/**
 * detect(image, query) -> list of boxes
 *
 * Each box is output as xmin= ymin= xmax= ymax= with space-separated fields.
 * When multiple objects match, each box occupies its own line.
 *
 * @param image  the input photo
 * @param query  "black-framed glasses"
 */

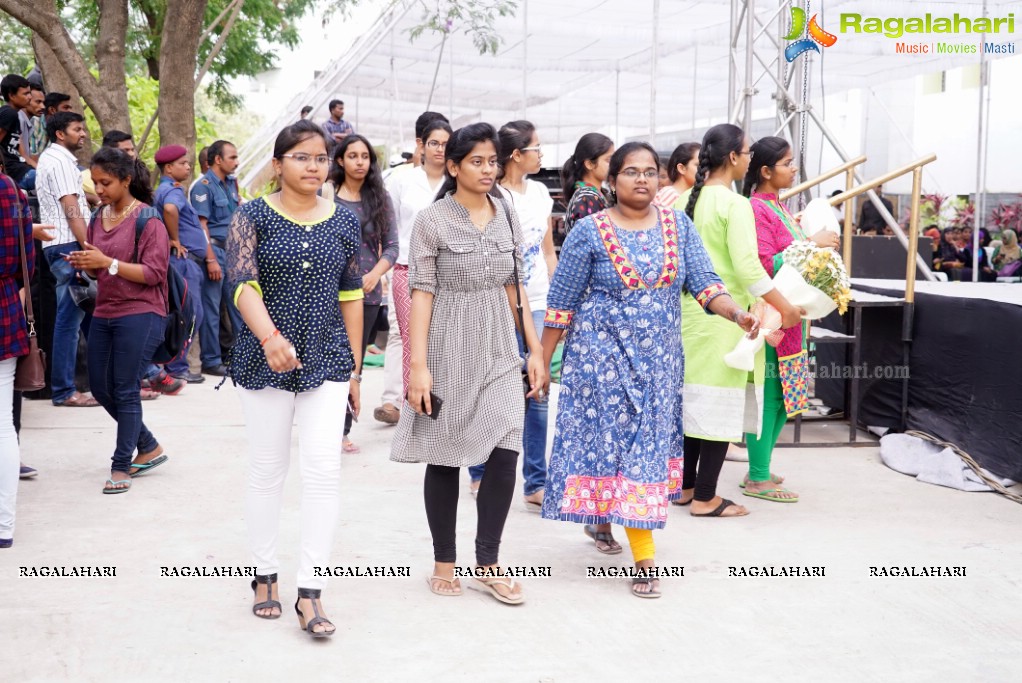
xmin=425 ymin=140 xmax=447 ymax=150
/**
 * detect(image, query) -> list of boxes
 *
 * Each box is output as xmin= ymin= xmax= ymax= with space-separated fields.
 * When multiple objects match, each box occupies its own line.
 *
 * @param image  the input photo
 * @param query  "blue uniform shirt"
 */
xmin=189 ymin=170 xmax=240 ymax=241
xmin=155 ymin=176 xmax=207 ymax=259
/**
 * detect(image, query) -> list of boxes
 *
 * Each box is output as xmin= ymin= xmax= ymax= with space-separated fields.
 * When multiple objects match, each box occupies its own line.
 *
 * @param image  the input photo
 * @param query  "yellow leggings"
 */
xmin=624 ymin=527 xmax=655 ymax=563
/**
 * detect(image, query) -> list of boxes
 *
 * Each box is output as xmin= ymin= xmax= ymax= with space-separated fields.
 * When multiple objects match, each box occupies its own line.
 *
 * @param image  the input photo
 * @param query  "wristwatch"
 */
xmin=350 ymin=373 xmax=363 ymax=383
xmin=108 ymin=259 xmax=119 ymax=276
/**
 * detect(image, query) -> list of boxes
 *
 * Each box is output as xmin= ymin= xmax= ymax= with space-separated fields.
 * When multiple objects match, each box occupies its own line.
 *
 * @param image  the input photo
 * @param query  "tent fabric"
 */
xmin=238 ymin=0 xmax=1015 ymax=188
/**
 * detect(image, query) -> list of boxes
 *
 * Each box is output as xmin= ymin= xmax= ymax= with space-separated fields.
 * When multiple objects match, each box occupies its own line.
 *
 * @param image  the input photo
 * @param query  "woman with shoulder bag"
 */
xmin=390 ymin=122 xmax=549 ymax=605
xmin=67 ymin=148 xmax=171 ymax=494
xmin=0 ymin=172 xmax=35 ymax=547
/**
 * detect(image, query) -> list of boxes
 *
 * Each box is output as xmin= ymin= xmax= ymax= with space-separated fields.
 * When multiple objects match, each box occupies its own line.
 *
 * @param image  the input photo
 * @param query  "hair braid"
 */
xmin=684 ymin=150 xmax=712 ymax=220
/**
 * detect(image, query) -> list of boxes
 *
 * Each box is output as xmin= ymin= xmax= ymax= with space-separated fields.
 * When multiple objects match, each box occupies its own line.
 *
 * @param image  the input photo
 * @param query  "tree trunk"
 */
xmin=0 ymin=0 xmax=130 ymax=133
xmin=157 ymin=0 xmax=210 ymax=158
xmin=31 ymin=33 xmax=92 ymax=164
xmin=95 ymin=0 xmax=132 ymax=134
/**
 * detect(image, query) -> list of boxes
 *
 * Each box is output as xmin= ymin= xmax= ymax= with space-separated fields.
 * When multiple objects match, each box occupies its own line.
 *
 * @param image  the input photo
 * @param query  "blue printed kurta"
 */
xmin=542 ymin=207 xmax=728 ymax=529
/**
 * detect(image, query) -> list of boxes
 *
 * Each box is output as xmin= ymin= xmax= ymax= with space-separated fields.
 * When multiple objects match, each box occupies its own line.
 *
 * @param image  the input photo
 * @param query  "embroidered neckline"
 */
xmin=752 ymin=193 xmax=806 ymax=241
xmin=593 ymin=207 xmax=679 ymax=289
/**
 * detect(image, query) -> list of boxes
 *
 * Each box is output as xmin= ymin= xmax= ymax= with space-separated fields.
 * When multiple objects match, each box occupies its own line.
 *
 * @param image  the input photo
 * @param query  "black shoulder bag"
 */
xmin=496 ymin=196 xmax=532 ymax=404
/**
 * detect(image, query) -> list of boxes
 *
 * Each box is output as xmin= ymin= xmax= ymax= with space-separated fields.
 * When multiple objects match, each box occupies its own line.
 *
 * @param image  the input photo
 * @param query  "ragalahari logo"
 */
xmin=784 ymin=7 xmax=838 ymax=62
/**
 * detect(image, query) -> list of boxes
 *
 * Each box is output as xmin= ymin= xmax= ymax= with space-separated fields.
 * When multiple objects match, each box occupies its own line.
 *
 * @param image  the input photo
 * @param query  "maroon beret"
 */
xmin=154 ymin=144 xmax=188 ymax=165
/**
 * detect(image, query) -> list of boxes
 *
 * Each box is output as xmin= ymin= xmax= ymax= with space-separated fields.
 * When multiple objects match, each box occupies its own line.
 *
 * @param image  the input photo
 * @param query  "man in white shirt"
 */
xmin=375 ymin=112 xmax=449 ymax=424
xmin=36 ymin=111 xmax=98 ymax=407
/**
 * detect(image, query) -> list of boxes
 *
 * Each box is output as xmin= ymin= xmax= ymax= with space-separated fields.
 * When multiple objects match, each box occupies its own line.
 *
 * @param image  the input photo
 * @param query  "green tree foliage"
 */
xmin=0 ymin=12 xmax=34 ymax=74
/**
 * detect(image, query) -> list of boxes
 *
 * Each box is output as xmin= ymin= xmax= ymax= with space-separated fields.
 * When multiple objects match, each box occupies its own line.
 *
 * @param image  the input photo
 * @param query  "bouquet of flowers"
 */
xmin=776 ymin=240 xmax=851 ymax=318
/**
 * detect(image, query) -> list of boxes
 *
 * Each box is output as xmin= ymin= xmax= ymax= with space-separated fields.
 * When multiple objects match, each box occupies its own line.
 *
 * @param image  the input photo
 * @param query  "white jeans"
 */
xmin=0 ymin=357 xmax=19 ymax=539
xmin=237 ymin=380 xmax=348 ymax=589
xmin=380 ymin=302 xmax=402 ymax=406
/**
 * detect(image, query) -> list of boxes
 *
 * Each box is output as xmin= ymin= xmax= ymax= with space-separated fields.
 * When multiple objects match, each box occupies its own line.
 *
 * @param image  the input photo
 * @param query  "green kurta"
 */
xmin=675 ymin=186 xmax=773 ymax=441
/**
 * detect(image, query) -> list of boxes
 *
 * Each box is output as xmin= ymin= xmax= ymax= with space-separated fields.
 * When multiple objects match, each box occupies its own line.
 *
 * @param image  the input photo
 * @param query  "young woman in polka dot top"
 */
xmin=226 ymin=120 xmax=364 ymax=639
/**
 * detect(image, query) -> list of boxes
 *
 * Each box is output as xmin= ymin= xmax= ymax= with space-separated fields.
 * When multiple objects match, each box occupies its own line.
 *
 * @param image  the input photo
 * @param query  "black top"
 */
xmin=0 ymin=106 xmax=30 ymax=181
xmin=226 ymin=197 xmax=363 ymax=392
xmin=858 ymin=196 xmax=893 ymax=233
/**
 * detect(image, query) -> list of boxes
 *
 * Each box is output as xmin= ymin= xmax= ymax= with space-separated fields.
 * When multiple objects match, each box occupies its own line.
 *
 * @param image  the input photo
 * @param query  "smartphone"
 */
xmin=406 ymin=392 xmax=442 ymax=420
xmin=347 ymin=396 xmax=358 ymax=423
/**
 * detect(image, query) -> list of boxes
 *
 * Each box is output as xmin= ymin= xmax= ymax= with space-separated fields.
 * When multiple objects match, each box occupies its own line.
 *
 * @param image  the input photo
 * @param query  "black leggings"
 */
xmin=681 ymin=437 xmax=730 ymax=502
xmin=424 ymin=447 xmax=518 ymax=566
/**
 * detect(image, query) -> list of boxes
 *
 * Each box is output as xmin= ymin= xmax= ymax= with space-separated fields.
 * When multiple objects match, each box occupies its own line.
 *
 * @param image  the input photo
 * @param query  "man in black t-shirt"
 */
xmin=857 ymin=184 xmax=894 ymax=235
xmin=0 ymin=74 xmax=33 ymax=188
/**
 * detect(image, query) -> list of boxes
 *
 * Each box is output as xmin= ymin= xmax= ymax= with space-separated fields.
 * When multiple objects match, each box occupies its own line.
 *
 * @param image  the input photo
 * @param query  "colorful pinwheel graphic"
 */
xmin=784 ymin=6 xmax=838 ymax=62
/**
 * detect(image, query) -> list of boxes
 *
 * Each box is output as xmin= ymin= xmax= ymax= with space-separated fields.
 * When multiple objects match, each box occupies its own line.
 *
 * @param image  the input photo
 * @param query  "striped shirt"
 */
xmin=36 ymin=143 xmax=90 ymax=246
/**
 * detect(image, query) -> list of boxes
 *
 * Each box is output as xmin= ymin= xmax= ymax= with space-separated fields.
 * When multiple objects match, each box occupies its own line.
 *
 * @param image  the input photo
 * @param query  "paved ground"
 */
xmin=3 ymin=368 xmax=1020 ymax=682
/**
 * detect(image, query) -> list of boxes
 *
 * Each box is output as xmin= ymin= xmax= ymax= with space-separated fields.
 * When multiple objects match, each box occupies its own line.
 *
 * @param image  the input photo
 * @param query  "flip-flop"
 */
xmin=743 ymin=487 xmax=799 ymax=503
xmin=129 ymin=453 xmax=168 ymax=477
xmin=631 ymin=576 xmax=662 ymax=599
xmin=583 ymin=524 xmax=623 ymax=555
xmin=426 ymin=575 xmax=462 ymax=597
xmin=342 ymin=439 xmax=361 ymax=454
xmin=690 ymin=498 xmax=748 ymax=517
xmin=739 ymin=473 xmax=785 ymax=488
xmin=102 ymin=478 xmax=132 ymax=494
xmin=469 ymin=576 xmax=524 ymax=605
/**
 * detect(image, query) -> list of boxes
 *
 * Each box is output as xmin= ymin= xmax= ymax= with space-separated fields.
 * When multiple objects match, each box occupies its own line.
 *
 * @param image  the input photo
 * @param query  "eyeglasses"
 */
xmin=426 ymin=140 xmax=447 ymax=150
xmin=739 ymin=150 xmax=754 ymax=159
xmin=618 ymin=168 xmax=659 ymax=180
xmin=520 ymin=145 xmax=542 ymax=153
xmin=280 ymin=153 xmax=330 ymax=165
xmin=772 ymin=160 xmax=798 ymax=169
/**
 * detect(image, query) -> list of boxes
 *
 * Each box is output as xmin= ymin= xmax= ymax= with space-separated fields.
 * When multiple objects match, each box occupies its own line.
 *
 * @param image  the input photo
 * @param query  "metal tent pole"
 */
xmin=650 ymin=0 xmax=660 ymax=143
xmin=973 ymin=0 xmax=990 ymax=281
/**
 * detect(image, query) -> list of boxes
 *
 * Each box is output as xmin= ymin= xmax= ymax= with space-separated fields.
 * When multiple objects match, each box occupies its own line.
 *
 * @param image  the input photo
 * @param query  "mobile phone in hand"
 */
xmin=406 ymin=392 xmax=442 ymax=420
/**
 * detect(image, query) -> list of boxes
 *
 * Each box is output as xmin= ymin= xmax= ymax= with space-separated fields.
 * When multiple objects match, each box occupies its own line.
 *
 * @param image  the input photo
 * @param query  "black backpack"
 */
xmin=130 ymin=207 xmax=196 ymax=365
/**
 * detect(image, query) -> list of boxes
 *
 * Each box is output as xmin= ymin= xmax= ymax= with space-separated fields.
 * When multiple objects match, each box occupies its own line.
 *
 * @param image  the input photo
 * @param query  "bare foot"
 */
xmin=672 ymin=488 xmax=695 ymax=506
xmin=297 ymin=596 xmax=335 ymax=635
xmin=253 ymin=581 xmax=281 ymax=618
xmin=523 ymin=490 xmax=543 ymax=506
xmin=690 ymin=495 xmax=748 ymax=517
xmin=744 ymin=479 xmax=799 ymax=501
xmin=632 ymin=559 xmax=661 ymax=596
xmin=103 ymin=471 xmax=131 ymax=492
xmin=129 ymin=445 xmax=164 ymax=475
xmin=429 ymin=562 xmax=461 ymax=596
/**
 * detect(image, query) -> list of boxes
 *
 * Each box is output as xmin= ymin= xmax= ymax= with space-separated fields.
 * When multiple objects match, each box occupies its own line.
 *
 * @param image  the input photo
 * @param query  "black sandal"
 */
xmin=583 ymin=524 xmax=623 ymax=555
xmin=295 ymin=587 xmax=335 ymax=638
xmin=250 ymin=573 xmax=281 ymax=619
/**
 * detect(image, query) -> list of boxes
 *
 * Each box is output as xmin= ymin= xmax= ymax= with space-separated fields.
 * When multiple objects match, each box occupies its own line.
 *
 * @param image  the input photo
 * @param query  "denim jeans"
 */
xmin=18 ymin=169 xmax=35 ymax=191
xmin=88 ymin=313 xmax=164 ymax=473
xmin=469 ymin=308 xmax=548 ymax=495
xmin=44 ymin=242 xmax=89 ymax=404
xmin=200 ymin=244 xmax=244 ymax=368
xmin=165 ymin=256 xmax=205 ymax=375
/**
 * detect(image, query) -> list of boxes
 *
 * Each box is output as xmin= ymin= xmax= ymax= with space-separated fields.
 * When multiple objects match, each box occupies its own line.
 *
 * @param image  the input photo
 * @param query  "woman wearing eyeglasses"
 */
xmin=467 ymin=120 xmax=555 ymax=509
xmin=677 ymin=124 xmax=803 ymax=518
xmin=740 ymin=137 xmax=838 ymax=503
xmin=383 ymin=117 xmax=453 ymax=447
xmin=542 ymin=142 xmax=758 ymax=597
xmin=226 ymin=120 xmax=363 ymax=638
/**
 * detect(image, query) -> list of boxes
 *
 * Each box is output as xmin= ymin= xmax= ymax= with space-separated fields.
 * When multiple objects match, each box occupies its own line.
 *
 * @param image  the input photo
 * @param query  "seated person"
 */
xmin=992 ymin=229 xmax=1021 ymax=278
xmin=960 ymin=226 xmax=996 ymax=282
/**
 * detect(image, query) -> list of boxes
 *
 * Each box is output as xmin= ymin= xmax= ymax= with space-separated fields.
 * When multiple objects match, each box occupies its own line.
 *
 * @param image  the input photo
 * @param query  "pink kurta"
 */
xmin=751 ymin=192 xmax=809 ymax=417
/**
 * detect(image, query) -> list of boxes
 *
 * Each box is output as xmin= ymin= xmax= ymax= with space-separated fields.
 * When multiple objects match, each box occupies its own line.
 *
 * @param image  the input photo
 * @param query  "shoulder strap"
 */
xmin=131 ymin=206 xmax=161 ymax=263
xmin=496 ymin=196 xmax=526 ymax=335
xmin=5 ymin=174 xmax=34 ymax=328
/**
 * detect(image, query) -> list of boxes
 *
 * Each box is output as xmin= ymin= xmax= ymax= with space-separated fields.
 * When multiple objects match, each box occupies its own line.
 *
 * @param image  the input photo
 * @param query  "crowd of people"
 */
xmin=0 ymin=71 xmax=858 ymax=637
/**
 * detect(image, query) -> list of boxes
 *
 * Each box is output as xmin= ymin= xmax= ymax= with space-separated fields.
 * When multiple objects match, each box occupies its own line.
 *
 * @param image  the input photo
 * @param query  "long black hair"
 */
xmin=667 ymin=142 xmax=700 ymax=183
xmin=684 ymin=123 xmax=745 ymax=220
xmin=433 ymin=122 xmax=500 ymax=202
xmin=742 ymin=136 xmax=790 ymax=197
xmin=331 ymin=134 xmax=389 ymax=246
xmin=90 ymin=147 xmax=153 ymax=205
xmin=561 ymin=132 xmax=613 ymax=200
xmin=496 ymin=119 xmax=536 ymax=181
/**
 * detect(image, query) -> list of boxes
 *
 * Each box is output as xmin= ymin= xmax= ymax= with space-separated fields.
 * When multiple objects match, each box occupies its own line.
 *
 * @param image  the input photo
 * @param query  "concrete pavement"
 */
xmin=2 ymin=368 xmax=1020 ymax=682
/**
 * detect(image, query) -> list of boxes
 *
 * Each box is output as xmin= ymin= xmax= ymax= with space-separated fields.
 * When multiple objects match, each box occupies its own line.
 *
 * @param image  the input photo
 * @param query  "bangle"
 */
xmin=260 ymin=329 xmax=280 ymax=347
xmin=729 ymin=309 xmax=741 ymax=323
xmin=350 ymin=373 xmax=362 ymax=383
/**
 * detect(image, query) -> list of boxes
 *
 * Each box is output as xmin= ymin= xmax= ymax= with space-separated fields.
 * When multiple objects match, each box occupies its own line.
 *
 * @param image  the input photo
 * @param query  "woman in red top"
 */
xmin=68 ymin=148 xmax=170 ymax=494
xmin=0 ymin=171 xmax=34 ymax=547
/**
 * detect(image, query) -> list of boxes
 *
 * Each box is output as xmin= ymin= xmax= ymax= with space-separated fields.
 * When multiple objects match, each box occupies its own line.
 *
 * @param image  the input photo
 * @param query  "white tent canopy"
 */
xmin=238 ymin=0 xmax=1016 ymax=190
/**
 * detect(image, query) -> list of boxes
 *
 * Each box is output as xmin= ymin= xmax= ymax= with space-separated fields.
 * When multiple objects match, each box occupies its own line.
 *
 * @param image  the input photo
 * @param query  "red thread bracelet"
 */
xmin=260 ymin=329 xmax=280 ymax=347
